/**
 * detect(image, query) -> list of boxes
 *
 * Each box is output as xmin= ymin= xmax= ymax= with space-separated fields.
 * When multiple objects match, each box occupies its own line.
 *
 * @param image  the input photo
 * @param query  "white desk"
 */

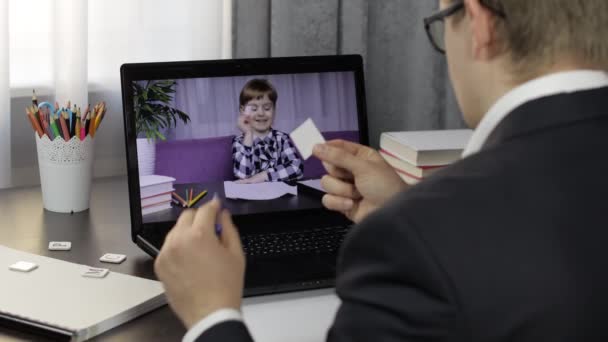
xmin=244 ymin=289 xmax=340 ymax=342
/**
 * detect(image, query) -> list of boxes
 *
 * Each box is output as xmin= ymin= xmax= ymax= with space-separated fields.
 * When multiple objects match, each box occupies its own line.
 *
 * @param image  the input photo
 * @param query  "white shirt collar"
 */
xmin=462 ymin=70 xmax=608 ymax=157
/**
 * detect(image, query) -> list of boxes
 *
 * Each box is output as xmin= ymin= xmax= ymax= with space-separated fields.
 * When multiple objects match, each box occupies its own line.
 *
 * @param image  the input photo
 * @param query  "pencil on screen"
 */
xmin=188 ymin=190 xmax=208 ymax=208
xmin=172 ymin=192 xmax=188 ymax=207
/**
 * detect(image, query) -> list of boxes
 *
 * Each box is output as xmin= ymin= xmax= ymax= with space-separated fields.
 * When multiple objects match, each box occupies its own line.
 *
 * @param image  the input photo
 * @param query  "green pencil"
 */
xmin=50 ymin=116 xmax=61 ymax=141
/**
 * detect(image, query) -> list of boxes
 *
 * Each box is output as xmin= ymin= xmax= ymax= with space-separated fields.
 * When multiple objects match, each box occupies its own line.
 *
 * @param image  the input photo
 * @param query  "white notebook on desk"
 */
xmin=0 ymin=245 xmax=166 ymax=341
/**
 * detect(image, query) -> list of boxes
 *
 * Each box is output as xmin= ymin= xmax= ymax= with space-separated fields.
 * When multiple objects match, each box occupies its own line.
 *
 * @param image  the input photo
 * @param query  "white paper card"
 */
xmin=289 ymin=118 xmax=326 ymax=160
xmin=48 ymin=241 xmax=72 ymax=251
xmin=99 ymin=253 xmax=127 ymax=264
xmin=224 ymin=181 xmax=297 ymax=201
xmin=82 ymin=267 xmax=109 ymax=278
xmin=9 ymin=261 xmax=38 ymax=272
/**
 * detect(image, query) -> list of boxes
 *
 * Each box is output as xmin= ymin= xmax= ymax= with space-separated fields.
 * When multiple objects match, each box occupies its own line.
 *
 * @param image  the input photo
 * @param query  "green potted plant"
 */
xmin=133 ymin=80 xmax=190 ymax=176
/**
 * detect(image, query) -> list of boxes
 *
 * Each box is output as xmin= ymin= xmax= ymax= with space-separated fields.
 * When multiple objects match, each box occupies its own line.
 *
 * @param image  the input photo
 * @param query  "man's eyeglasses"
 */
xmin=423 ymin=0 xmax=506 ymax=54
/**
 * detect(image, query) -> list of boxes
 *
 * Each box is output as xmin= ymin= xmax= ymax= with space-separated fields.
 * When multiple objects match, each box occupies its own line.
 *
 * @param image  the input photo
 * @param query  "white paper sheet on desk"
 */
xmin=224 ymin=181 xmax=298 ymax=200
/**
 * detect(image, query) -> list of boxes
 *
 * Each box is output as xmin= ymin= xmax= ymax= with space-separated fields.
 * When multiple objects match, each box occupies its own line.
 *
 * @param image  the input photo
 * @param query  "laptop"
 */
xmin=120 ymin=55 xmax=369 ymax=296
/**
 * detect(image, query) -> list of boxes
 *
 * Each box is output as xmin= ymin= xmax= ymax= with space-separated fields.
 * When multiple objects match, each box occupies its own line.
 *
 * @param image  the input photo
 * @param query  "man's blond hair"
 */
xmin=482 ymin=0 xmax=608 ymax=79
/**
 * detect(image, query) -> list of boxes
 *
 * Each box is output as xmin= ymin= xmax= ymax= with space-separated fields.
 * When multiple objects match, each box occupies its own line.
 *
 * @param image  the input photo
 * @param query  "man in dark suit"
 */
xmin=155 ymin=0 xmax=608 ymax=340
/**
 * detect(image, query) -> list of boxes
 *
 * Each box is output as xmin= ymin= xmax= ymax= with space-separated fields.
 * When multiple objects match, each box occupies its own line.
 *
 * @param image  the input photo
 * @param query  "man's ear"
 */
xmin=465 ymin=0 xmax=499 ymax=60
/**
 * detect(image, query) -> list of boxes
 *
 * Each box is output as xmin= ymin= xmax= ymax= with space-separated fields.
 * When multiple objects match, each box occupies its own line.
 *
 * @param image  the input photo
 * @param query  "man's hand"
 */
xmin=235 ymin=171 xmax=268 ymax=184
xmin=154 ymin=198 xmax=245 ymax=329
xmin=313 ymin=140 xmax=407 ymax=223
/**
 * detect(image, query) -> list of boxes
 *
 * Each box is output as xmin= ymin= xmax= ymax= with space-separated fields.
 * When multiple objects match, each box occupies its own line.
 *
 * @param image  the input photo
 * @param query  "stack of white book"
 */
xmin=140 ymin=175 xmax=176 ymax=215
xmin=379 ymin=129 xmax=473 ymax=185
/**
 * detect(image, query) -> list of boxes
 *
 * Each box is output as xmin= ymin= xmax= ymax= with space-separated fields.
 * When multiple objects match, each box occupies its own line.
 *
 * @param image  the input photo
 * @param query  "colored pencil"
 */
xmin=94 ymin=108 xmax=103 ymax=130
xmin=89 ymin=105 xmax=98 ymax=137
xmin=75 ymin=116 xmax=81 ymax=140
xmin=59 ymin=112 xmax=70 ymax=141
xmin=172 ymin=192 xmax=188 ymax=207
xmin=26 ymin=108 xmax=44 ymax=137
xmin=26 ymin=111 xmax=43 ymax=137
xmin=83 ymin=105 xmax=90 ymax=135
xmin=188 ymin=190 xmax=208 ymax=208
xmin=68 ymin=109 xmax=75 ymax=137
xmin=189 ymin=188 xmax=193 ymax=203
xmin=32 ymin=90 xmax=38 ymax=107
xmin=49 ymin=116 xmax=61 ymax=140
xmin=42 ymin=119 xmax=52 ymax=140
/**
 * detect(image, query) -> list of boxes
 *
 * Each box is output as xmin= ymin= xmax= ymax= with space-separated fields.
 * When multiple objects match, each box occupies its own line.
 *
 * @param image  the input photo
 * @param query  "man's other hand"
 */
xmin=313 ymin=140 xmax=407 ymax=223
xmin=154 ymin=197 xmax=246 ymax=329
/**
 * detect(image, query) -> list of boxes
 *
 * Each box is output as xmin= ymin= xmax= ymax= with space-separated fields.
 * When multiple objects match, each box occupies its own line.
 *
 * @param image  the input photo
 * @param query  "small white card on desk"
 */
xmin=99 ymin=253 xmax=127 ymax=264
xmin=48 ymin=241 xmax=71 ymax=251
xmin=9 ymin=261 xmax=38 ymax=272
xmin=290 ymin=118 xmax=326 ymax=160
xmin=82 ymin=267 xmax=109 ymax=278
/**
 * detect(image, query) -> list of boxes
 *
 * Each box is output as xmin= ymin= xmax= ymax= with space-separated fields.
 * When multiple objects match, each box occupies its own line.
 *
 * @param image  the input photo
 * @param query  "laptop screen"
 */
xmin=121 ymin=56 xmax=367 ymax=237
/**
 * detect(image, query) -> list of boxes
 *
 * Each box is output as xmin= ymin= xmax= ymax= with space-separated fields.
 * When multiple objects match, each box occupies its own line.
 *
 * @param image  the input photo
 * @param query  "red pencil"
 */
xmin=26 ymin=112 xmax=43 ymax=137
xmin=172 ymin=192 xmax=188 ymax=207
xmin=42 ymin=119 xmax=52 ymax=139
xmin=59 ymin=112 xmax=70 ymax=141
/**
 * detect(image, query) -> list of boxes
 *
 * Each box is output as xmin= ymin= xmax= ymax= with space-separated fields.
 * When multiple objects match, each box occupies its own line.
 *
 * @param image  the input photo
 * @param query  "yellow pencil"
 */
xmin=188 ymin=190 xmax=208 ymax=208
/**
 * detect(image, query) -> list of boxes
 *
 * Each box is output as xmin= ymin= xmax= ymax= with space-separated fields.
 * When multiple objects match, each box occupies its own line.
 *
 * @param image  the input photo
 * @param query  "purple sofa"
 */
xmin=155 ymin=130 xmax=359 ymax=184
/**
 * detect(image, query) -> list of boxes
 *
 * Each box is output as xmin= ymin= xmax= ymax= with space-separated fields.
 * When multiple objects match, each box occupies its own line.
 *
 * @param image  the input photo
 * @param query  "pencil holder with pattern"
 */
xmin=35 ymin=134 xmax=95 ymax=213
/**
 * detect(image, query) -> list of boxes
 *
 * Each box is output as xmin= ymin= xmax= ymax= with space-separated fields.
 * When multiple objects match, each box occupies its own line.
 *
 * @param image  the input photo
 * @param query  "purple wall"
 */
xmin=164 ymin=72 xmax=359 ymax=140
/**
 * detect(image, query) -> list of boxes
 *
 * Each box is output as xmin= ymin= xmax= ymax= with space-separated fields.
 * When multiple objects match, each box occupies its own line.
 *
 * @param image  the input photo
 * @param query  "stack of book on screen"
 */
xmin=140 ymin=175 xmax=176 ymax=215
xmin=379 ymin=129 xmax=473 ymax=185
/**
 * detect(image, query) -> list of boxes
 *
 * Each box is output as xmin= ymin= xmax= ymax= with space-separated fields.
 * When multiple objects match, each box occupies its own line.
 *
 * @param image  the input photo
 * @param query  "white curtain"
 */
xmin=2 ymin=0 xmax=231 ymax=189
xmin=0 ymin=0 xmax=9 ymax=188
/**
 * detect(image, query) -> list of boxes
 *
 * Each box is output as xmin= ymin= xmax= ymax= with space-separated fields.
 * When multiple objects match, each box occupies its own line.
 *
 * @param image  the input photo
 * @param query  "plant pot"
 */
xmin=137 ymin=138 xmax=156 ymax=176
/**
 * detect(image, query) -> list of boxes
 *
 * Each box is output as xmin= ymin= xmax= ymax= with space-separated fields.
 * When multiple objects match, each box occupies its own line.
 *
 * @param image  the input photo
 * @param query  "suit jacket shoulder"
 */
xmin=332 ymin=87 xmax=608 ymax=341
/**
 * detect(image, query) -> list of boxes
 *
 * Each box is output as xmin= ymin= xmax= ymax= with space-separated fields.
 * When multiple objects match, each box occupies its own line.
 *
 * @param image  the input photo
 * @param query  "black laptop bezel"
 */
xmin=120 ymin=55 xmax=369 ymax=245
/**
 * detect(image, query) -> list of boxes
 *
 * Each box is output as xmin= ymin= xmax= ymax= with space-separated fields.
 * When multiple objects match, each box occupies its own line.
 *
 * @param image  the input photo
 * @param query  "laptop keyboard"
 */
xmin=241 ymin=226 xmax=351 ymax=258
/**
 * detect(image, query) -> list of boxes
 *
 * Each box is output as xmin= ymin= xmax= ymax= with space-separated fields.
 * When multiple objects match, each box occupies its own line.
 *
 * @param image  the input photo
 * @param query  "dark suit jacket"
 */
xmin=196 ymin=87 xmax=608 ymax=341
